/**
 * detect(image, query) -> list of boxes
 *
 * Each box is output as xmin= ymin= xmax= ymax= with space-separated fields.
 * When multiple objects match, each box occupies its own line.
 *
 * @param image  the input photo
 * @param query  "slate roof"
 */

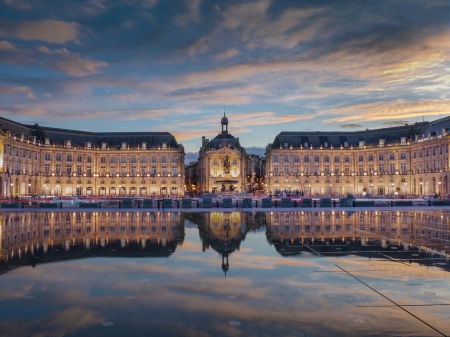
xmin=0 ymin=116 xmax=180 ymax=148
xmin=269 ymin=116 xmax=450 ymax=149
xmin=207 ymin=133 xmax=242 ymax=151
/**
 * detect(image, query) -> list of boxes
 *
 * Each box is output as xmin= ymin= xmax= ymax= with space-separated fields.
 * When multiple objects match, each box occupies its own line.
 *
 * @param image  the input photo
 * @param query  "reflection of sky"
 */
xmin=0 ymin=1 xmax=449 ymax=155
xmin=1 ymin=215 xmax=449 ymax=336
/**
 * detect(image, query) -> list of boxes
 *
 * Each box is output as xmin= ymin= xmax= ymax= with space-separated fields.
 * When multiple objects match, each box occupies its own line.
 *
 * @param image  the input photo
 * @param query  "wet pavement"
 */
xmin=0 ymin=210 xmax=449 ymax=336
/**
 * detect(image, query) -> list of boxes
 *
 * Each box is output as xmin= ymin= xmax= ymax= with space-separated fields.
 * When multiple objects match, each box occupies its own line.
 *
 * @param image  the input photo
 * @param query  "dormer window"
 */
xmin=344 ymin=141 xmax=349 ymax=148
xmin=304 ymin=142 xmax=308 ymax=148
xmin=121 ymin=142 xmax=127 ymax=150
xmin=85 ymin=142 xmax=92 ymax=149
xmin=44 ymin=138 xmax=50 ymax=146
xmin=400 ymin=137 xmax=406 ymax=145
xmin=65 ymin=140 xmax=72 ymax=148
xmin=101 ymin=142 xmax=107 ymax=150
xmin=20 ymin=133 xmax=25 ymax=141
xmin=359 ymin=141 xmax=365 ymax=148
xmin=162 ymin=143 xmax=167 ymax=150
xmin=324 ymin=142 xmax=328 ymax=148
xmin=379 ymin=139 xmax=385 ymax=146
xmin=283 ymin=142 xmax=288 ymax=148
xmin=141 ymin=142 xmax=147 ymax=150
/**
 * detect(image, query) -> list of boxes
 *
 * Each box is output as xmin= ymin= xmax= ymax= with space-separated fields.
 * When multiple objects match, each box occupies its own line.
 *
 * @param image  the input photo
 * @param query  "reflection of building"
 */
xmin=0 ymin=211 xmax=185 ymax=273
xmin=0 ymin=116 xmax=185 ymax=198
xmin=265 ymin=117 xmax=450 ymax=197
xmin=186 ymin=212 xmax=248 ymax=276
xmin=185 ymin=115 xmax=260 ymax=193
xmin=265 ymin=210 xmax=450 ymax=256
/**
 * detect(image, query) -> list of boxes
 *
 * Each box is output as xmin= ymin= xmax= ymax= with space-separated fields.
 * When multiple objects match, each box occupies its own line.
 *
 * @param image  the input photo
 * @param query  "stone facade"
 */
xmin=265 ymin=117 xmax=450 ymax=197
xmin=0 ymin=116 xmax=185 ymax=198
xmin=185 ymin=115 xmax=256 ymax=194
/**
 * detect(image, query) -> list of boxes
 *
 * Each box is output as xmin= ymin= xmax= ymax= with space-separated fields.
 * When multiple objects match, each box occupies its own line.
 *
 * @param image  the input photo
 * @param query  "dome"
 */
xmin=208 ymin=133 xmax=240 ymax=150
xmin=221 ymin=116 xmax=228 ymax=123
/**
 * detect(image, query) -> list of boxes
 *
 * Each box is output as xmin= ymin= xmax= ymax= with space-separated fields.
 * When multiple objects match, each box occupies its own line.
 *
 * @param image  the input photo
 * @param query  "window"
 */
xmin=76 ymin=165 xmax=82 ymax=175
xmin=274 ymin=165 xmax=279 ymax=174
xmin=284 ymin=156 xmax=289 ymax=162
xmin=358 ymin=165 xmax=364 ymax=174
xmin=120 ymin=156 xmax=126 ymax=163
xmin=162 ymin=165 xmax=167 ymax=174
xmin=121 ymin=165 xmax=126 ymax=174
xmin=378 ymin=163 xmax=384 ymax=172
xmin=131 ymin=156 xmax=137 ymax=163
xmin=324 ymin=165 xmax=330 ymax=174
xmin=304 ymin=156 xmax=309 ymax=162
xmin=87 ymin=156 xmax=92 ymax=163
xmin=111 ymin=165 xmax=116 ymax=175
xmin=358 ymin=156 xmax=363 ymax=162
xmin=67 ymin=154 xmax=72 ymax=162
xmin=55 ymin=154 xmax=62 ymax=161
xmin=232 ymin=159 xmax=237 ymax=165
xmin=110 ymin=157 xmax=116 ymax=163
xmin=389 ymin=154 xmax=395 ymax=160
xmin=66 ymin=164 xmax=72 ymax=175
xmin=368 ymin=155 xmax=373 ymax=161
xmin=172 ymin=165 xmax=177 ymax=175
xmin=151 ymin=156 xmax=157 ymax=163
xmin=401 ymin=163 xmax=406 ymax=172
xmin=141 ymin=165 xmax=147 ymax=174
xmin=141 ymin=156 xmax=147 ymax=163
xmin=273 ymin=156 xmax=279 ymax=162
xmin=131 ymin=165 xmax=137 ymax=175
xmin=44 ymin=153 xmax=51 ymax=161
xmin=400 ymin=153 xmax=406 ymax=159
xmin=77 ymin=155 xmax=82 ymax=162
xmin=284 ymin=165 xmax=289 ymax=174
xmin=100 ymin=165 xmax=106 ymax=174
xmin=389 ymin=163 xmax=395 ymax=173
xmin=172 ymin=156 xmax=178 ymax=163
xmin=294 ymin=156 xmax=299 ymax=162
xmin=314 ymin=156 xmax=320 ymax=162
xmin=86 ymin=166 xmax=92 ymax=175
xmin=44 ymin=163 xmax=50 ymax=175
xmin=100 ymin=157 xmax=106 ymax=163
xmin=324 ymin=156 xmax=330 ymax=162
xmin=344 ymin=156 xmax=350 ymax=162
xmin=151 ymin=166 xmax=156 ymax=174
xmin=378 ymin=154 xmax=384 ymax=160
xmin=161 ymin=156 xmax=167 ymax=163
xmin=334 ymin=156 xmax=340 ymax=162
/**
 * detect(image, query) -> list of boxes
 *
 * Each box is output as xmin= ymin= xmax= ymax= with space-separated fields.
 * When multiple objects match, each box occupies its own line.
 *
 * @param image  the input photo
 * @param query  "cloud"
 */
xmin=0 ymin=84 xmax=36 ymax=99
xmin=35 ymin=46 xmax=108 ymax=77
xmin=0 ymin=40 xmax=15 ymax=50
xmin=340 ymin=123 xmax=363 ymax=129
xmin=216 ymin=48 xmax=240 ymax=61
xmin=324 ymin=100 xmax=450 ymax=124
xmin=0 ymin=20 xmax=79 ymax=44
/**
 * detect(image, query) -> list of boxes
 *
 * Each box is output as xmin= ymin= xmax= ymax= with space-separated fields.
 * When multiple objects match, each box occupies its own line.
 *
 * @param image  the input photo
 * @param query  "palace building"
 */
xmin=185 ymin=114 xmax=262 ymax=194
xmin=2 ymin=113 xmax=450 ymax=198
xmin=0 ymin=116 xmax=185 ymax=198
xmin=265 ymin=116 xmax=450 ymax=197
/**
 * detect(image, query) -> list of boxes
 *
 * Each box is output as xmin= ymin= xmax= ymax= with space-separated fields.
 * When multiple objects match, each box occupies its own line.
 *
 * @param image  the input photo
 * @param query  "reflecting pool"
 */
xmin=1 ymin=210 xmax=449 ymax=336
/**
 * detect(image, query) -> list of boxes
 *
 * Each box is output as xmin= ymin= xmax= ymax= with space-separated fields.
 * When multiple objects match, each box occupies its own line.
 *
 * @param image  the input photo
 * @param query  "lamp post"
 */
xmin=438 ymin=181 xmax=442 ymax=197
xmin=10 ymin=183 xmax=13 ymax=200
xmin=56 ymin=184 xmax=60 ymax=197
xmin=43 ymin=184 xmax=46 ymax=198
xmin=28 ymin=183 xmax=31 ymax=196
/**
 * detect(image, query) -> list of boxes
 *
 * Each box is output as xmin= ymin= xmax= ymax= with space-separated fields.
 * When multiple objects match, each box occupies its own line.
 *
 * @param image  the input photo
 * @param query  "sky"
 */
xmin=0 ymin=0 xmax=449 ymax=162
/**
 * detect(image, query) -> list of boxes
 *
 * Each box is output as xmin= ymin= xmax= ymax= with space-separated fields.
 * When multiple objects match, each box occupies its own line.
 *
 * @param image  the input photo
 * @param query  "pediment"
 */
xmin=210 ymin=147 xmax=239 ymax=155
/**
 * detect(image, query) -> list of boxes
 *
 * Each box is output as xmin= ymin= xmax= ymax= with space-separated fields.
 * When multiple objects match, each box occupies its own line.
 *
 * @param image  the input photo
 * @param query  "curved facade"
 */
xmin=265 ymin=117 xmax=450 ymax=197
xmin=0 ymin=116 xmax=185 ymax=198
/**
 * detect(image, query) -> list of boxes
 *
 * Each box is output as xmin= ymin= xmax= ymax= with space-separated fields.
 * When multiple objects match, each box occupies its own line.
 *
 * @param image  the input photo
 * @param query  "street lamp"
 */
xmin=10 ymin=183 xmax=13 ymax=199
xmin=56 ymin=184 xmax=60 ymax=197
xmin=28 ymin=183 xmax=31 ymax=196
